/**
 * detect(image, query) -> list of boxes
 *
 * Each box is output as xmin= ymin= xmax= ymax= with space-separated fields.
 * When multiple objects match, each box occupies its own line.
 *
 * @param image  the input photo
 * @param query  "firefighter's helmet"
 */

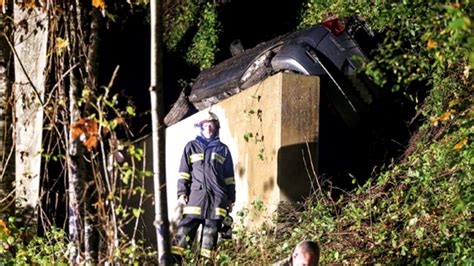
xmin=197 ymin=111 xmax=220 ymax=127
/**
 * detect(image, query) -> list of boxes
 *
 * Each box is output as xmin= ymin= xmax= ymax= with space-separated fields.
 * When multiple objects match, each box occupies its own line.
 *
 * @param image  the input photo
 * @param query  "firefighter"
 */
xmin=172 ymin=111 xmax=235 ymax=263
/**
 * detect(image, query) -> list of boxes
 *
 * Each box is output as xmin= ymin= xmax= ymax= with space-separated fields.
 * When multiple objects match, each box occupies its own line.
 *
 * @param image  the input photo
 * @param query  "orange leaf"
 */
xmin=85 ymin=135 xmax=98 ymax=150
xmin=93 ymin=198 xmax=104 ymax=209
xmin=0 ymin=219 xmax=9 ymax=235
xmin=71 ymin=118 xmax=99 ymax=149
xmin=431 ymin=109 xmax=455 ymax=126
xmin=0 ymin=219 xmax=6 ymax=228
xmin=55 ymin=37 xmax=69 ymax=54
xmin=86 ymin=119 xmax=98 ymax=136
xmin=453 ymin=137 xmax=468 ymax=150
xmin=71 ymin=126 xmax=83 ymax=141
xmin=439 ymin=109 xmax=456 ymax=121
xmin=70 ymin=118 xmax=87 ymax=141
xmin=427 ymin=39 xmax=437 ymax=49
xmin=114 ymin=117 xmax=124 ymax=125
xmin=23 ymin=0 xmax=36 ymax=9
xmin=92 ymin=0 xmax=105 ymax=9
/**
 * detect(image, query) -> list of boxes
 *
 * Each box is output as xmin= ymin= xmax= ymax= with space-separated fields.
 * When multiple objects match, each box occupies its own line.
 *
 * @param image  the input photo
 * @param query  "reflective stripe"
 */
xmin=171 ymin=245 xmax=184 ymax=256
xmin=189 ymin=153 xmax=204 ymax=163
xmin=178 ymin=172 xmax=191 ymax=181
xmin=200 ymin=248 xmax=212 ymax=259
xmin=183 ymin=206 xmax=201 ymax=215
xmin=211 ymin=152 xmax=225 ymax=164
xmin=216 ymin=207 xmax=227 ymax=217
xmin=224 ymin=176 xmax=235 ymax=185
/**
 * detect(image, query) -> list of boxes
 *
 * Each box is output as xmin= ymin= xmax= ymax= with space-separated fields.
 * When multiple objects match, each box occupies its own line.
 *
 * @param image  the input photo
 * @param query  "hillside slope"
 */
xmin=217 ymin=2 xmax=473 ymax=264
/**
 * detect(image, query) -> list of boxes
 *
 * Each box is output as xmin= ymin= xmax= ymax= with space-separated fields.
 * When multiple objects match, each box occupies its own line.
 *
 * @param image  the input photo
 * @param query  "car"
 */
xmin=166 ymin=15 xmax=381 ymax=128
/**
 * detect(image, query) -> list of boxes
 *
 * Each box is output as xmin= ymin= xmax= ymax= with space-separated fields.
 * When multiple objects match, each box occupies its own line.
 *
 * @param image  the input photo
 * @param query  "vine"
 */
xmin=242 ymin=94 xmax=266 ymax=161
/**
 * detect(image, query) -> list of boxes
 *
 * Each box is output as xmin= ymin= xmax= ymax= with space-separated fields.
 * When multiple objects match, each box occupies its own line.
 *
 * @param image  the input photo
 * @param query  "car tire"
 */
xmin=164 ymin=88 xmax=197 ymax=126
xmin=238 ymin=49 xmax=277 ymax=89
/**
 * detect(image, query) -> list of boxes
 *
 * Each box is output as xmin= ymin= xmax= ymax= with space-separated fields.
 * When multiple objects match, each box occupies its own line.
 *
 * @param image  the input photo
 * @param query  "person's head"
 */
xmin=196 ymin=111 xmax=220 ymax=139
xmin=291 ymin=240 xmax=320 ymax=266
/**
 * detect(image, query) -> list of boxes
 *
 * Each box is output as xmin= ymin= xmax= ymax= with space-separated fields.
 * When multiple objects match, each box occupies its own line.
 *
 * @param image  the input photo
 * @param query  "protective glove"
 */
xmin=178 ymin=194 xmax=188 ymax=205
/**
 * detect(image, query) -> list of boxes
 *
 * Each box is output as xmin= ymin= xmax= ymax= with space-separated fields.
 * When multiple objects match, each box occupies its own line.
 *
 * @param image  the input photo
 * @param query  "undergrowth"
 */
xmin=217 ymin=85 xmax=472 ymax=264
xmin=217 ymin=1 xmax=473 ymax=264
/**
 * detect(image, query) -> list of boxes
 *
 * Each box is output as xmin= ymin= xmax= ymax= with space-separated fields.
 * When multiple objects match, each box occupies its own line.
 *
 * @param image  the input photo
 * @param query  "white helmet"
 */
xmin=197 ymin=111 xmax=220 ymax=126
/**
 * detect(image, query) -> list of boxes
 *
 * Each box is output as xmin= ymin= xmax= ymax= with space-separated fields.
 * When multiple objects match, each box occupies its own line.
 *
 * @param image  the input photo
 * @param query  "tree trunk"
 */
xmin=0 ymin=2 xmax=15 ymax=218
xmin=83 ymin=6 xmax=103 ymax=264
xmin=13 ymin=1 xmax=48 ymax=223
xmin=150 ymin=0 xmax=172 ymax=264
xmin=66 ymin=1 xmax=83 ymax=262
xmin=66 ymin=0 xmax=103 ymax=263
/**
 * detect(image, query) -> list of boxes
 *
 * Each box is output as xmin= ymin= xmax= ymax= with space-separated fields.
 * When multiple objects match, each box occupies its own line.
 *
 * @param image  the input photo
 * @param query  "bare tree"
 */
xmin=65 ymin=1 xmax=86 ymax=261
xmin=0 ymin=1 xmax=15 ymax=218
xmin=13 ymin=0 xmax=48 ymax=223
xmin=65 ymin=0 xmax=104 ymax=263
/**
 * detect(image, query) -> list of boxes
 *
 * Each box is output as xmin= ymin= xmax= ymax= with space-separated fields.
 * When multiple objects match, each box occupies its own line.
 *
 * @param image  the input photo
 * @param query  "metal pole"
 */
xmin=150 ymin=0 xmax=172 ymax=264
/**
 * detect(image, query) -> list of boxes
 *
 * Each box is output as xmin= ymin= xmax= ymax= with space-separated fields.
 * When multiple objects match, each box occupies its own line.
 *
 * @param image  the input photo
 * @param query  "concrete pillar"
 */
xmin=165 ymin=73 xmax=320 ymax=228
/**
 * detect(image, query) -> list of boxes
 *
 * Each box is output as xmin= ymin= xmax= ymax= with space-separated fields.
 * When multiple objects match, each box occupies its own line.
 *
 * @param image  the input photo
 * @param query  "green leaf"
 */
xmin=415 ymin=227 xmax=425 ymax=239
xmin=82 ymin=89 xmax=91 ymax=98
xmin=243 ymin=132 xmax=253 ymax=142
xmin=407 ymin=168 xmax=419 ymax=177
xmin=133 ymin=208 xmax=141 ymax=218
xmin=448 ymin=18 xmax=464 ymax=29
xmin=126 ymin=106 xmax=136 ymax=117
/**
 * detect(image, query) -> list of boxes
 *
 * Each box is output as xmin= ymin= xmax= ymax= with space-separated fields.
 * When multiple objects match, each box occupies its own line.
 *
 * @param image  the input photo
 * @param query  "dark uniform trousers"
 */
xmin=172 ymin=216 xmax=222 ymax=262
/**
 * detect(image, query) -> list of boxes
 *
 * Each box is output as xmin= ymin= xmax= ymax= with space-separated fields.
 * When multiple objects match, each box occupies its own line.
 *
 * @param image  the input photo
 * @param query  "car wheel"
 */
xmin=239 ymin=47 xmax=279 ymax=89
xmin=164 ymin=88 xmax=197 ymax=126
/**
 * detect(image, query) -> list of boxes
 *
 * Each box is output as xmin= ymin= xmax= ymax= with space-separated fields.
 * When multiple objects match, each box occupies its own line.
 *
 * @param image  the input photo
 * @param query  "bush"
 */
xmin=218 ymin=1 xmax=473 ymax=264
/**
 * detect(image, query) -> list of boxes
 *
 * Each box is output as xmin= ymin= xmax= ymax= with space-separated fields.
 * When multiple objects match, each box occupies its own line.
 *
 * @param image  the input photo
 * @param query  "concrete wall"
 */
xmin=165 ymin=73 xmax=320 ymax=227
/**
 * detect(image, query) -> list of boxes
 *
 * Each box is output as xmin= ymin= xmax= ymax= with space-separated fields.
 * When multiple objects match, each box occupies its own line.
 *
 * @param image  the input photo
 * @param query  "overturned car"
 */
xmin=166 ymin=15 xmax=381 ymax=128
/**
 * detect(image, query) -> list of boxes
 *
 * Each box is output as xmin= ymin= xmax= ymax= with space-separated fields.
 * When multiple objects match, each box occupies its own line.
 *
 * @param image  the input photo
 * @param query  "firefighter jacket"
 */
xmin=178 ymin=136 xmax=235 ymax=220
